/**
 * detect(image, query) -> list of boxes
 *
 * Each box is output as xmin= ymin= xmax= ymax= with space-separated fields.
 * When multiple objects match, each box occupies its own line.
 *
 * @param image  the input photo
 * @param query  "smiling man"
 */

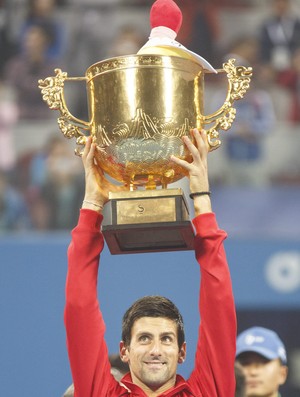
xmin=236 ymin=327 xmax=288 ymax=397
xmin=121 ymin=312 xmax=184 ymax=392
xmin=64 ymin=129 xmax=236 ymax=397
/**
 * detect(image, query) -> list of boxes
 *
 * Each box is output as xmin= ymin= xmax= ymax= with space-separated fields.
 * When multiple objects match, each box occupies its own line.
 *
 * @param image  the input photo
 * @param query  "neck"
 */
xmin=249 ymin=392 xmax=281 ymax=397
xmin=130 ymin=374 xmax=176 ymax=397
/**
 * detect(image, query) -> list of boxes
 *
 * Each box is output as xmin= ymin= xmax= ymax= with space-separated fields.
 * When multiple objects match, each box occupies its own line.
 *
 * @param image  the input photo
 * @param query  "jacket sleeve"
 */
xmin=187 ymin=212 xmax=237 ymax=397
xmin=64 ymin=209 xmax=119 ymax=397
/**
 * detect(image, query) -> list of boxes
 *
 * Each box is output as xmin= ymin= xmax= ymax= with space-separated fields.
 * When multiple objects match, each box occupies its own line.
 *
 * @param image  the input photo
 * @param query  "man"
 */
xmin=236 ymin=326 xmax=288 ymax=397
xmin=259 ymin=0 xmax=300 ymax=72
xmin=64 ymin=129 xmax=236 ymax=396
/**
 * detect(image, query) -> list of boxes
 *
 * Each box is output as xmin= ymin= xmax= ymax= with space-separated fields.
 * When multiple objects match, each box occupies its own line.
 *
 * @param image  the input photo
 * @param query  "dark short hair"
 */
xmin=121 ymin=295 xmax=185 ymax=349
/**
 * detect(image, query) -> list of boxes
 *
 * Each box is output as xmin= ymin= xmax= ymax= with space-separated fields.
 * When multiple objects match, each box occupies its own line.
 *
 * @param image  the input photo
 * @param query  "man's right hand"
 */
xmin=81 ymin=136 xmax=127 ymax=213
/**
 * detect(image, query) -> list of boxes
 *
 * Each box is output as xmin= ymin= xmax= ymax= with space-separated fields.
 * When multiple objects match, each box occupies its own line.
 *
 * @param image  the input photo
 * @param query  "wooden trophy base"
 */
xmin=102 ymin=189 xmax=194 ymax=255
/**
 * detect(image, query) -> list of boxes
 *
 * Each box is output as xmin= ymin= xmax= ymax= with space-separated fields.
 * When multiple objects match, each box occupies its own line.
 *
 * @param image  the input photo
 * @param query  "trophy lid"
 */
xmin=138 ymin=0 xmax=217 ymax=73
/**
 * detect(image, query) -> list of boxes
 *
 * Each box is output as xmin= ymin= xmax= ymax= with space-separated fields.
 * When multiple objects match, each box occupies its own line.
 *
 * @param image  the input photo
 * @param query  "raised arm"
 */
xmin=171 ymin=129 xmax=237 ymax=397
xmin=64 ymin=137 xmax=126 ymax=396
xmin=81 ymin=136 xmax=120 ymax=213
xmin=171 ymin=128 xmax=212 ymax=216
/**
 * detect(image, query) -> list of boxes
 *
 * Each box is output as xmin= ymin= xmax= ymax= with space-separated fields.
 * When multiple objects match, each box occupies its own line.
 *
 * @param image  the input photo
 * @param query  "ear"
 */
xmin=178 ymin=342 xmax=187 ymax=364
xmin=279 ymin=365 xmax=288 ymax=385
xmin=119 ymin=341 xmax=130 ymax=363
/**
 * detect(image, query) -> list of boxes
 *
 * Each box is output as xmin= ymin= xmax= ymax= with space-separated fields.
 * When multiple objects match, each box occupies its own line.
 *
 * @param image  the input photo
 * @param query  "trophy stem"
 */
xmin=145 ymin=175 xmax=157 ymax=190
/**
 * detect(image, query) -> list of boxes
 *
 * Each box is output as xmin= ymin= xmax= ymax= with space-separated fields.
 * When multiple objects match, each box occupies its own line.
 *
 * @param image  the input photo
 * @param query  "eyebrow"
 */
xmin=160 ymin=331 xmax=176 ymax=338
xmin=136 ymin=331 xmax=177 ymax=338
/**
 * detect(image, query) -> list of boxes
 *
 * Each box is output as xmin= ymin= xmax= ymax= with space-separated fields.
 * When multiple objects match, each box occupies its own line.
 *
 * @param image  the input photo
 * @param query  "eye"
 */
xmin=138 ymin=334 xmax=151 ymax=344
xmin=161 ymin=335 xmax=173 ymax=344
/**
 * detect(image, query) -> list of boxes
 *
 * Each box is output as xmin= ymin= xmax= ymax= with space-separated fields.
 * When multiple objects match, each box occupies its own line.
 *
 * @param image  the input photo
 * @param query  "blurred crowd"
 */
xmin=1 ymin=0 xmax=300 ymax=233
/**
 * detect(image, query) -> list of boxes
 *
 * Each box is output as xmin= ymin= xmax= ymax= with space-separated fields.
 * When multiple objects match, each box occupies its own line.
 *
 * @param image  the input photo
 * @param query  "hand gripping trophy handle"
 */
xmin=203 ymin=59 xmax=253 ymax=150
xmin=38 ymin=68 xmax=90 ymax=153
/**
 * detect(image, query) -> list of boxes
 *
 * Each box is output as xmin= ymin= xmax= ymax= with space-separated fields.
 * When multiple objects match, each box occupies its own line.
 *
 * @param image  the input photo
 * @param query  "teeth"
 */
xmin=147 ymin=362 xmax=161 ymax=364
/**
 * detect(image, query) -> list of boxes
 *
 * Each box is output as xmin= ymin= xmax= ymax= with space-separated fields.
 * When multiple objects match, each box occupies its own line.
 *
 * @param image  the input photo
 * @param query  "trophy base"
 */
xmin=102 ymin=188 xmax=195 ymax=255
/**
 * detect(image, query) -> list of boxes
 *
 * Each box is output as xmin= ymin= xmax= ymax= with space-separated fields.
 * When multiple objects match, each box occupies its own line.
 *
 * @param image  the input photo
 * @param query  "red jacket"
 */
xmin=65 ymin=210 xmax=236 ymax=397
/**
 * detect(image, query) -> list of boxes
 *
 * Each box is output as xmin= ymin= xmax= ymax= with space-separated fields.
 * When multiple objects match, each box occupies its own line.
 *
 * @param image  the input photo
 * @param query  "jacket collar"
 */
xmin=121 ymin=373 xmax=196 ymax=396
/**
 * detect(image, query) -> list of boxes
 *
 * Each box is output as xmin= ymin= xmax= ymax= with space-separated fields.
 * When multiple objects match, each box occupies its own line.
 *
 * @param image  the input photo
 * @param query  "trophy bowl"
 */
xmin=87 ymin=55 xmax=201 ymax=189
xmin=39 ymin=54 xmax=252 ymax=190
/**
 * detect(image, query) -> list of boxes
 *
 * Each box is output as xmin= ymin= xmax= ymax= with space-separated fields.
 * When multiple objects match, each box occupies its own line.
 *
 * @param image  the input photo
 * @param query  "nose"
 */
xmin=246 ymin=363 xmax=260 ymax=376
xmin=149 ymin=340 xmax=162 ymax=357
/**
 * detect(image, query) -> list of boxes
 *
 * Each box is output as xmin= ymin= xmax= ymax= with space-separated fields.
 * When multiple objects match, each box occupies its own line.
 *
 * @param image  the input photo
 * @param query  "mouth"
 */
xmin=247 ymin=381 xmax=262 ymax=388
xmin=144 ymin=361 xmax=166 ymax=369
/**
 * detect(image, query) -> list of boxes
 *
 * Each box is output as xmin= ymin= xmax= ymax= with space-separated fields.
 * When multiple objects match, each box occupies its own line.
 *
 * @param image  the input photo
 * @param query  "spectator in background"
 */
xmin=107 ymin=25 xmax=146 ymax=58
xmin=3 ymin=22 xmax=60 ymax=120
xmin=259 ymin=0 xmax=300 ymax=75
xmin=277 ymin=46 xmax=300 ymax=124
xmin=177 ymin=0 xmax=220 ymax=66
xmin=236 ymin=327 xmax=288 ymax=397
xmin=211 ymin=36 xmax=275 ymax=186
xmin=0 ymin=171 xmax=31 ymax=232
xmin=41 ymin=136 xmax=83 ymax=230
xmin=19 ymin=0 xmax=66 ymax=61
xmin=65 ymin=6 xmax=112 ymax=76
xmin=0 ymin=79 xmax=19 ymax=177
xmin=27 ymin=135 xmax=84 ymax=230
xmin=0 ymin=1 xmax=17 ymax=78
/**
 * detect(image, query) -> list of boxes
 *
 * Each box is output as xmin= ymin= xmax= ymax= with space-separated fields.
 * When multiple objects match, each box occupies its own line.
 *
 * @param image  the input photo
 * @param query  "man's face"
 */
xmin=237 ymin=352 xmax=288 ymax=397
xmin=273 ymin=0 xmax=290 ymax=16
xmin=120 ymin=317 xmax=186 ymax=394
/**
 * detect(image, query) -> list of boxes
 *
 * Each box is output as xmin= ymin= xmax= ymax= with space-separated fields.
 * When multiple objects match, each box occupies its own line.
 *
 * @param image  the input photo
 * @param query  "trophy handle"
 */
xmin=202 ymin=58 xmax=253 ymax=150
xmin=38 ymin=68 xmax=90 ymax=151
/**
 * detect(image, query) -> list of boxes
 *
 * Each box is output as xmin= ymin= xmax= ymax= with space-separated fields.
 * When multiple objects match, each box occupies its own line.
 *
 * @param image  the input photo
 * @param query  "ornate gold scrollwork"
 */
xmin=38 ymin=68 xmax=90 ymax=148
xmin=203 ymin=58 xmax=253 ymax=150
xmin=38 ymin=55 xmax=252 ymax=187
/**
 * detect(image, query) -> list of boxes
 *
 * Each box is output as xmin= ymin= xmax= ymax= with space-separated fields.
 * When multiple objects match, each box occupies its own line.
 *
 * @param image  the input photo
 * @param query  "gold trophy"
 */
xmin=38 ymin=0 xmax=252 ymax=254
xmin=38 ymin=55 xmax=251 ymax=254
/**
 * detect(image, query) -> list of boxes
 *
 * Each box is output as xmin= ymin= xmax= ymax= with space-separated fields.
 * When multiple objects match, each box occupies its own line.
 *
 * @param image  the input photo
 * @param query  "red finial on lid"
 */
xmin=150 ymin=0 xmax=182 ymax=34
